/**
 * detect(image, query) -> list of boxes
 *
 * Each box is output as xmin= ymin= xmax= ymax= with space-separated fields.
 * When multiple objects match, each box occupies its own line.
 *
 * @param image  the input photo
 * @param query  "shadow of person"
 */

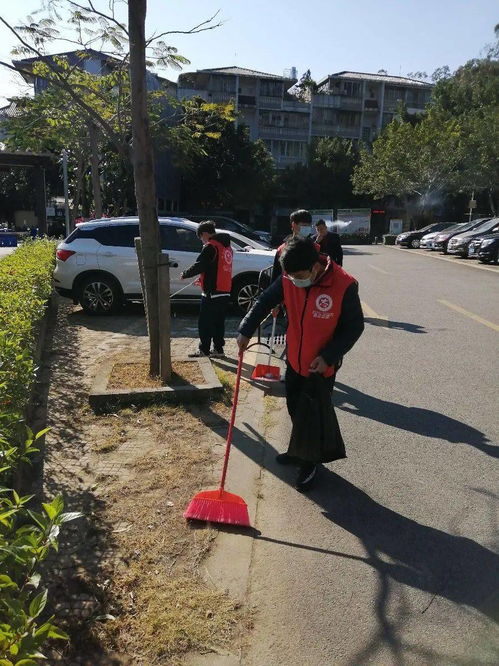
xmin=364 ymin=317 xmax=427 ymax=334
xmin=312 ymin=469 xmax=499 ymax=623
xmin=334 ymin=382 xmax=497 ymax=458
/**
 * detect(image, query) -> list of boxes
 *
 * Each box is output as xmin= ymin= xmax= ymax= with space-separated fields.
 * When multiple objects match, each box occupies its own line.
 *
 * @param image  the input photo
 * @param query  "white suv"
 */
xmin=54 ymin=217 xmax=275 ymax=314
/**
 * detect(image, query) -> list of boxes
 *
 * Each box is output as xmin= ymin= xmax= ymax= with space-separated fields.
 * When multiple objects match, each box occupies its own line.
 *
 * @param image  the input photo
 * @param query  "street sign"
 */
xmin=468 ymin=200 xmax=477 ymax=209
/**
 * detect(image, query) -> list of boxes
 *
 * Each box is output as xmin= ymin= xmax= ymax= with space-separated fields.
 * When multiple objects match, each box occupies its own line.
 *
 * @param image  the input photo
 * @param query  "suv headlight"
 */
xmin=481 ymin=239 xmax=495 ymax=247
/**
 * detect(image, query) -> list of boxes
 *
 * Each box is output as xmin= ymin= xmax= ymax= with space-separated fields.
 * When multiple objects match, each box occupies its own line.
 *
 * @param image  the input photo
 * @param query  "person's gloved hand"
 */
xmin=309 ymin=356 xmax=328 ymax=374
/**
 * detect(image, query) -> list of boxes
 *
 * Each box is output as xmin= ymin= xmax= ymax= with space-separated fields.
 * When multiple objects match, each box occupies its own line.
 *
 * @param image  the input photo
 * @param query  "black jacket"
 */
xmin=239 ymin=271 xmax=364 ymax=368
xmin=182 ymin=232 xmax=231 ymax=296
xmin=316 ymin=231 xmax=343 ymax=266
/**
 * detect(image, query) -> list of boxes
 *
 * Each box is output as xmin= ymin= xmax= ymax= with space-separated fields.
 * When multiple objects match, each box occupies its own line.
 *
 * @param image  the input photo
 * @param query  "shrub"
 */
xmin=0 ymin=240 xmax=81 ymax=663
xmin=339 ymin=233 xmax=371 ymax=245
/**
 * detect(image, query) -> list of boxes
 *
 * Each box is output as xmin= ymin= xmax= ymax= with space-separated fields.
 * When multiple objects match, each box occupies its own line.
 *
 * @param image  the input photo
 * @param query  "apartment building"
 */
xmin=177 ymin=66 xmax=433 ymax=167
xmin=177 ymin=66 xmax=310 ymax=169
xmin=313 ymin=71 xmax=433 ymax=143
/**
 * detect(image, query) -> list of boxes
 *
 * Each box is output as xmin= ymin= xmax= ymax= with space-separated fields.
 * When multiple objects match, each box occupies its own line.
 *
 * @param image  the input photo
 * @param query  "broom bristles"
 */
xmin=184 ymin=489 xmax=251 ymax=527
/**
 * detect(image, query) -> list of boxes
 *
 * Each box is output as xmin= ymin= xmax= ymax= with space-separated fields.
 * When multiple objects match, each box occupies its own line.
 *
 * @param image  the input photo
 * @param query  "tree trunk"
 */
xmin=128 ymin=0 xmax=161 ymax=376
xmin=88 ymin=121 xmax=103 ymax=218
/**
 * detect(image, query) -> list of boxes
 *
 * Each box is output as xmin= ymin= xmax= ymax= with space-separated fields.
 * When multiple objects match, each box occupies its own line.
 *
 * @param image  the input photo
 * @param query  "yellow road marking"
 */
xmin=361 ymin=301 xmax=390 ymax=328
xmin=368 ymin=264 xmax=391 ymax=275
xmin=438 ymin=299 xmax=499 ymax=332
xmin=383 ymin=245 xmax=499 ymax=273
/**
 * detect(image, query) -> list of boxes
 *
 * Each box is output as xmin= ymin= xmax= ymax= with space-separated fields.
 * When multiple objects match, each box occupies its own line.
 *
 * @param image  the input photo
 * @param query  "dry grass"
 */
xmin=108 ymin=361 xmax=204 ymax=389
xmin=67 ymin=401 xmax=246 ymax=665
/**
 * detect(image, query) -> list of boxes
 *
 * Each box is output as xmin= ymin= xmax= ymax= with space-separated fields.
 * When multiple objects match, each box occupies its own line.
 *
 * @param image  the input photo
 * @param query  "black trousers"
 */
xmin=198 ymin=294 xmax=230 ymax=354
xmin=285 ymin=363 xmax=336 ymax=420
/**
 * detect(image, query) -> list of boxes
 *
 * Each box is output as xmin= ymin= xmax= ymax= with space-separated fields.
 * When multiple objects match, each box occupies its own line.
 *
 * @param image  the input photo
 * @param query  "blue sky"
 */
xmin=0 ymin=0 xmax=497 ymax=103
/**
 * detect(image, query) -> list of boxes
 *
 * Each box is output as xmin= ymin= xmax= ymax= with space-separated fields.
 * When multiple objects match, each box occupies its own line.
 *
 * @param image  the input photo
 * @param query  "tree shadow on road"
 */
xmin=334 ymin=381 xmax=497 ymax=459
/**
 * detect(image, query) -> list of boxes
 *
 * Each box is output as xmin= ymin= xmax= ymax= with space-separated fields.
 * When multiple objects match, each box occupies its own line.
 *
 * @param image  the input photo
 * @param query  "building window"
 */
xmin=343 ymin=81 xmax=362 ymax=97
xmin=270 ymin=140 xmax=306 ymax=158
xmin=385 ymin=87 xmax=404 ymax=102
xmin=382 ymin=113 xmax=393 ymax=127
xmin=362 ymin=127 xmax=371 ymax=141
xmin=337 ymin=111 xmax=361 ymax=128
xmin=260 ymin=80 xmax=282 ymax=97
xmin=211 ymin=75 xmax=236 ymax=93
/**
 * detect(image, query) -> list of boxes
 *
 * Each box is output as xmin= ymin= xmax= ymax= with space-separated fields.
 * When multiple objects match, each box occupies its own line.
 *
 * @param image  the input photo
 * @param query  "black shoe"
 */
xmin=210 ymin=348 xmax=225 ymax=358
xmin=275 ymin=452 xmax=299 ymax=466
xmin=295 ymin=463 xmax=317 ymax=491
xmin=188 ymin=350 xmax=210 ymax=358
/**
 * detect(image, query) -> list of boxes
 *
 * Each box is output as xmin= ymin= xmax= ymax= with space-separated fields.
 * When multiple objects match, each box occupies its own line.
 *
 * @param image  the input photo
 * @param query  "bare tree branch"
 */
xmin=146 ymin=10 xmax=223 ymax=45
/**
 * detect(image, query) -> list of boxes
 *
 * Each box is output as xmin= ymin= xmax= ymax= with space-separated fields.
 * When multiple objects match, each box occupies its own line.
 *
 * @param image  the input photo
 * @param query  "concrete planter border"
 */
xmin=89 ymin=356 xmax=223 ymax=413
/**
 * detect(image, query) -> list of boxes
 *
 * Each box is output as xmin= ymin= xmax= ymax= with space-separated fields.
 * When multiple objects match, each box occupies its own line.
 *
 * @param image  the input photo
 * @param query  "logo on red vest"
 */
xmin=223 ymin=248 xmax=232 ymax=264
xmin=316 ymin=294 xmax=332 ymax=311
xmin=313 ymin=293 xmax=333 ymax=319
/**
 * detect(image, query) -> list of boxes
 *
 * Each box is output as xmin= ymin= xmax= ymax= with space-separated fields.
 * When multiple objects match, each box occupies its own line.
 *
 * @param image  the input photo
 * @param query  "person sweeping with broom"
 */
xmin=237 ymin=237 xmax=364 ymax=492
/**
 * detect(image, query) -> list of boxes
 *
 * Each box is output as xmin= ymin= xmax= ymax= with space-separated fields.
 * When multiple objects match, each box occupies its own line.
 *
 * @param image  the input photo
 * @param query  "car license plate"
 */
xmin=469 ymin=247 xmax=475 ymax=255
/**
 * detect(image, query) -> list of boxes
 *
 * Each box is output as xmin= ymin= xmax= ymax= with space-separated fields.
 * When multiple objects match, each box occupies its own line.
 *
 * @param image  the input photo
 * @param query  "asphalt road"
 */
xmin=244 ymin=245 xmax=499 ymax=666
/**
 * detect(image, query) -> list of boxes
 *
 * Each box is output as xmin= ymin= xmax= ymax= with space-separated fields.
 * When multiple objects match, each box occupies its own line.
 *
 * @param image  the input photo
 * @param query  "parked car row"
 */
xmin=54 ymin=217 xmax=276 ymax=315
xmin=397 ymin=217 xmax=499 ymax=264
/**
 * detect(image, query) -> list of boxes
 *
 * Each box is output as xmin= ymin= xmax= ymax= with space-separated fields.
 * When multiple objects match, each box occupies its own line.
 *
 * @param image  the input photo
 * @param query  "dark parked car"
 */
xmin=395 ymin=222 xmax=455 ymax=248
xmin=447 ymin=218 xmax=499 ymax=258
xmin=184 ymin=215 xmax=271 ymax=246
xmin=468 ymin=232 xmax=499 ymax=263
xmin=433 ymin=219 xmax=491 ymax=253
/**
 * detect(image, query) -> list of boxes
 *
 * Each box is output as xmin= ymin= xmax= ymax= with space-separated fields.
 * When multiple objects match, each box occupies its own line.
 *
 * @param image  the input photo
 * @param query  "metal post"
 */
xmin=62 ymin=149 xmax=70 ymax=235
xmin=157 ymin=252 xmax=172 ymax=382
xmin=468 ymin=190 xmax=475 ymax=223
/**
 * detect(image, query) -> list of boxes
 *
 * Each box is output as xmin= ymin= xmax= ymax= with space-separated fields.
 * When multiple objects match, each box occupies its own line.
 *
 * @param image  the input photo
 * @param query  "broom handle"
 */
xmin=219 ymin=352 xmax=244 ymax=493
xmin=266 ymin=313 xmax=277 ymax=366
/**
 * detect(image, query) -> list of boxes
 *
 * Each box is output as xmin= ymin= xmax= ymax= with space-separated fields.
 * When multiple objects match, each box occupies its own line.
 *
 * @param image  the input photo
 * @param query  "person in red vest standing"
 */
xmin=271 ymin=209 xmax=320 ymax=282
xmin=237 ymin=237 xmax=364 ymax=491
xmin=181 ymin=221 xmax=233 ymax=358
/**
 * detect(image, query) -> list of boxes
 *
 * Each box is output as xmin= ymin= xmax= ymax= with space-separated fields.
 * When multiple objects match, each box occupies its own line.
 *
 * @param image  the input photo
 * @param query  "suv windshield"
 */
xmin=472 ymin=218 xmax=499 ymax=234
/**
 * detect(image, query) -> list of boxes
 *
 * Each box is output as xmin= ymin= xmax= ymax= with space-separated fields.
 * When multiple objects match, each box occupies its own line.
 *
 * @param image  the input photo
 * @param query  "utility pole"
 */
xmin=62 ymin=149 xmax=70 ymax=235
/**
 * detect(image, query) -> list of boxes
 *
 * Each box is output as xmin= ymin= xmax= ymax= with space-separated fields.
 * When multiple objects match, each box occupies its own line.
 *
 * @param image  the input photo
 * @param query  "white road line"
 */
xmin=438 ymin=299 xmax=499 ymax=332
xmin=368 ymin=264 xmax=391 ymax=275
xmin=383 ymin=245 xmax=499 ymax=274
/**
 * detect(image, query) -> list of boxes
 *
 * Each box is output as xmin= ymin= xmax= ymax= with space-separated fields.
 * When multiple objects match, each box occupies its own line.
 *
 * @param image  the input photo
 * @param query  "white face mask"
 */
xmin=289 ymin=275 xmax=313 ymax=288
xmin=297 ymin=225 xmax=312 ymax=238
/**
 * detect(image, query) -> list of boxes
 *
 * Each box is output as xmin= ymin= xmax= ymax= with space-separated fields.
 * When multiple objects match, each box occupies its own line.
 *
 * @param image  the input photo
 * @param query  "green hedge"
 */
xmin=0 ymin=240 xmax=80 ymax=663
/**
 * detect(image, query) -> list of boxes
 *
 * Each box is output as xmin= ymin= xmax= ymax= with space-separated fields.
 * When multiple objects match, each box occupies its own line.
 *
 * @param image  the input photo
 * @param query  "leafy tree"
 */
xmin=277 ymin=137 xmax=359 ymax=209
xmin=177 ymin=98 xmax=275 ymax=212
xmin=294 ymin=69 xmax=317 ymax=101
xmin=351 ymin=110 xmax=463 ymax=206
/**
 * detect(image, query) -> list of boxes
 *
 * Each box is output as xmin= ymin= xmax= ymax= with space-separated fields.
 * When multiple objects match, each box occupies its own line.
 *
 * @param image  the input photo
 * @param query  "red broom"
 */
xmin=184 ymin=352 xmax=250 ymax=527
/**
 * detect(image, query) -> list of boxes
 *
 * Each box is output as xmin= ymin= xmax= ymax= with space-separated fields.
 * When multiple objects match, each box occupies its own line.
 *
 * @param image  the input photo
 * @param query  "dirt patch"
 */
xmin=108 ymin=360 xmax=204 ymax=389
xmin=35 ymin=302 xmax=249 ymax=665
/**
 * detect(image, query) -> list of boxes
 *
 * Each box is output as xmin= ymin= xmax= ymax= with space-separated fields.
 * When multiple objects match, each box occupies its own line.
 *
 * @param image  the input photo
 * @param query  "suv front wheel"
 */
xmin=78 ymin=274 xmax=123 ymax=315
xmin=232 ymin=275 xmax=261 ymax=315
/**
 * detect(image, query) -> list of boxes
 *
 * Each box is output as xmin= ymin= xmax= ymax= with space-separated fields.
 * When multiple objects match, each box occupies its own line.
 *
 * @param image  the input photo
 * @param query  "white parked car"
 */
xmin=419 ymin=231 xmax=439 ymax=249
xmin=54 ymin=217 xmax=275 ymax=314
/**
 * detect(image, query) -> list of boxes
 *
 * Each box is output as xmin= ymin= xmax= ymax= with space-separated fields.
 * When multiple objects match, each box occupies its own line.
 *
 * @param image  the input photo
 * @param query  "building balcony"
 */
xmin=208 ymin=91 xmax=236 ymax=103
xmin=282 ymin=99 xmax=310 ymax=112
xmin=311 ymin=125 xmax=359 ymax=139
xmin=239 ymin=95 xmax=256 ymax=106
xmin=364 ymin=99 xmax=379 ymax=110
xmin=177 ymin=88 xmax=208 ymax=100
xmin=259 ymin=126 xmax=309 ymax=139
xmin=259 ymin=95 xmax=283 ymax=109
xmin=312 ymin=94 xmax=341 ymax=108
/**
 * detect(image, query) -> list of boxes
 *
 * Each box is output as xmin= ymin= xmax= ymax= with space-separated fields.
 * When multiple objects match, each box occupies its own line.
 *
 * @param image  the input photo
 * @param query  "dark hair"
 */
xmin=280 ymin=237 xmax=319 ymax=274
xmin=290 ymin=209 xmax=312 ymax=225
xmin=315 ymin=219 xmax=326 ymax=227
xmin=197 ymin=220 xmax=216 ymax=237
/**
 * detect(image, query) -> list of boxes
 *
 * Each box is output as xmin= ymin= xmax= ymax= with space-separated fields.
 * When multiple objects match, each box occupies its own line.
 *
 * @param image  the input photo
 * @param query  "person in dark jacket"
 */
xmin=181 ymin=221 xmax=233 ymax=358
xmin=315 ymin=219 xmax=343 ymax=266
xmin=271 ymin=209 xmax=318 ymax=283
xmin=237 ymin=237 xmax=364 ymax=491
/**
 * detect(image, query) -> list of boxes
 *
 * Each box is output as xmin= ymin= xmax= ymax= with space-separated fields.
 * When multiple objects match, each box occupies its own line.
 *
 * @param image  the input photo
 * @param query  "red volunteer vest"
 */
xmin=200 ymin=239 xmax=233 ymax=293
xmin=282 ymin=262 xmax=356 ymax=378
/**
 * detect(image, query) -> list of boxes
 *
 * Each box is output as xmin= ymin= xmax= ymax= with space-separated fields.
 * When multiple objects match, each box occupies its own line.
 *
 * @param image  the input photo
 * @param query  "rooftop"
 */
xmin=194 ymin=66 xmax=293 ymax=81
xmin=318 ymin=71 xmax=433 ymax=87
